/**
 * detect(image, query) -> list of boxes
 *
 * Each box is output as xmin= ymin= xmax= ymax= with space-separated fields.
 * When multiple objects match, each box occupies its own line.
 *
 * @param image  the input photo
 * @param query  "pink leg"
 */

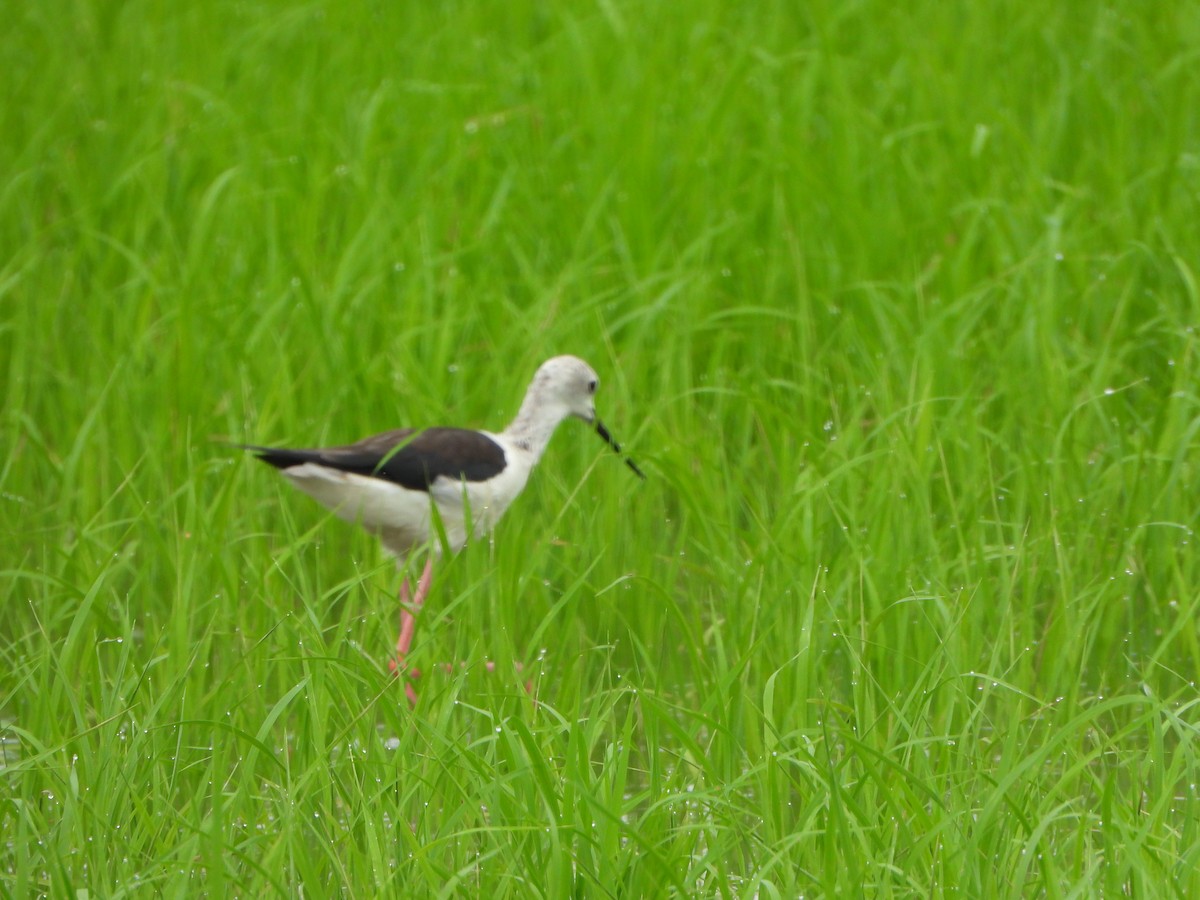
xmin=387 ymin=559 xmax=530 ymax=701
xmin=389 ymin=560 xmax=433 ymax=705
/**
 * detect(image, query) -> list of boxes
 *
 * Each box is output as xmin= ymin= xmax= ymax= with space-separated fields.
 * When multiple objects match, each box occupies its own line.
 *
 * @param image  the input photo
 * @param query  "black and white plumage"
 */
xmin=245 ymin=355 xmax=643 ymax=558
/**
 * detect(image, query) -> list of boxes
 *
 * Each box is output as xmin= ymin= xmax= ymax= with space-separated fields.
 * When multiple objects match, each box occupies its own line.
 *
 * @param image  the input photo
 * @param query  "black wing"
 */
xmin=246 ymin=427 xmax=507 ymax=493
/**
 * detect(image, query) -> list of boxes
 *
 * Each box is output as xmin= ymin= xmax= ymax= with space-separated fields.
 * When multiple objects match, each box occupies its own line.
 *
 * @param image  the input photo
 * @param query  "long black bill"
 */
xmin=595 ymin=420 xmax=646 ymax=480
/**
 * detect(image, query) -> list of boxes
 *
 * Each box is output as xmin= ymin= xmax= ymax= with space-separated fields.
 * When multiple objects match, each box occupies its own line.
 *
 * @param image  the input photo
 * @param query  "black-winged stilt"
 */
xmin=245 ymin=355 xmax=643 ymax=702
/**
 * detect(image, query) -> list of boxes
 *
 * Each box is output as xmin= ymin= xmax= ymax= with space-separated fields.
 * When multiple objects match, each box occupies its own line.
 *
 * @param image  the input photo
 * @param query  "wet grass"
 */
xmin=4 ymin=0 xmax=1200 ymax=895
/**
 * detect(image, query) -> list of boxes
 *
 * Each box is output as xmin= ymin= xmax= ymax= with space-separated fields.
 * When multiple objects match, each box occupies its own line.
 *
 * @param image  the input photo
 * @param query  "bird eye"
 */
xmin=587 ymin=380 xmax=597 ymax=394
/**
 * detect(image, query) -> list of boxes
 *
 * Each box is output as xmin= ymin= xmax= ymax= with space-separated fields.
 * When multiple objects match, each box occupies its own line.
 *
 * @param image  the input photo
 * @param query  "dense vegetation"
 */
xmin=3 ymin=1 xmax=1199 ymax=895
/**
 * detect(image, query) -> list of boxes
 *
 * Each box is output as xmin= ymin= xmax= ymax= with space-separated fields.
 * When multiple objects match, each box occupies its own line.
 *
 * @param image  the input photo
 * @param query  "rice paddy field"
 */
xmin=4 ymin=1 xmax=1200 ymax=896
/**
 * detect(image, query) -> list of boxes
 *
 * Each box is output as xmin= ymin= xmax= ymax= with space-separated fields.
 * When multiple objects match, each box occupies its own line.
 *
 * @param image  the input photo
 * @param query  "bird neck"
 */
xmin=502 ymin=393 xmax=570 ymax=462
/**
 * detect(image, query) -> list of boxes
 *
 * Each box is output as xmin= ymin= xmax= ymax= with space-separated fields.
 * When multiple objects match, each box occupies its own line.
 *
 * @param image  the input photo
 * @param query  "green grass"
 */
xmin=4 ymin=0 xmax=1200 ymax=895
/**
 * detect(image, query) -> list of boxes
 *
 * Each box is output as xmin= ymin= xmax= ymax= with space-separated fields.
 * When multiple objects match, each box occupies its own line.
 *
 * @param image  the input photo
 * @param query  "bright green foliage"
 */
xmin=3 ymin=0 xmax=1200 ymax=896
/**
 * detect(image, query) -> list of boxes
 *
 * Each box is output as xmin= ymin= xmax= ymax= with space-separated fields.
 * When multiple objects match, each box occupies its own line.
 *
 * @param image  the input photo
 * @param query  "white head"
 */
xmin=508 ymin=355 xmax=644 ymax=479
xmin=531 ymin=355 xmax=601 ymax=424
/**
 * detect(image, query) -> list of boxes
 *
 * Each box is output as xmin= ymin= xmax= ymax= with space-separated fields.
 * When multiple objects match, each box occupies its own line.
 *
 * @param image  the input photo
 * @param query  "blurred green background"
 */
xmin=3 ymin=1 xmax=1199 ymax=895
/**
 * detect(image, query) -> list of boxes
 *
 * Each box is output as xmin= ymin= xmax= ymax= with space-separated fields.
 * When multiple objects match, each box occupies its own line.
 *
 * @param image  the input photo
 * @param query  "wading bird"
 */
xmin=245 ymin=355 xmax=644 ymax=703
